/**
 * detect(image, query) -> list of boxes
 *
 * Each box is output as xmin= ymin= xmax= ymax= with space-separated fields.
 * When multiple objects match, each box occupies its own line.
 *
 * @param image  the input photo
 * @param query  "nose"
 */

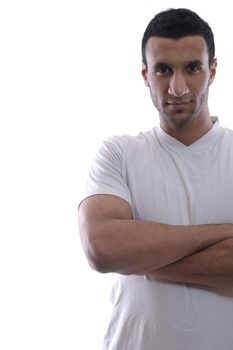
xmin=168 ymin=72 xmax=189 ymax=97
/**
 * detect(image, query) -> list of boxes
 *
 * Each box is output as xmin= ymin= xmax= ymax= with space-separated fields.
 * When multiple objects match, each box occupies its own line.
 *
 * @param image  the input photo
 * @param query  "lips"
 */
xmin=167 ymin=100 xmax=190 ymax=105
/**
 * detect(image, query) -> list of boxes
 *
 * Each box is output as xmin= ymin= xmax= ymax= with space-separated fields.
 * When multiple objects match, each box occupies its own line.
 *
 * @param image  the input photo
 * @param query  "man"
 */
xmin=78 ymin=8 xmax=233 ymax=350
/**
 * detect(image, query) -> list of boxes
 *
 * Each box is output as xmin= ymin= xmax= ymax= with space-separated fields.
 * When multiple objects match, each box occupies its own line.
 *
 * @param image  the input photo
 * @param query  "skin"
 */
xmin=148 ymin=238 xmax=233 ymax=287
xmin=79 ymin=194 xmax=233 ymax=287
xmin=79 ymin=35 xmax=233 ymax=288
xmin=142 ymin=36 xmax=217 ymax=145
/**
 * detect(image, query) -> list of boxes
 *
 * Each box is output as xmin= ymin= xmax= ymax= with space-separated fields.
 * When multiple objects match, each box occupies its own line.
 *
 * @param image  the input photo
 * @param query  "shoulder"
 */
xmin=219 ymin=124 xmax=233 ymax=142
xmin=222 ymin=126 xmax=233 ymax=136
xmin=102 ymin=127 xmax=158 ymax=155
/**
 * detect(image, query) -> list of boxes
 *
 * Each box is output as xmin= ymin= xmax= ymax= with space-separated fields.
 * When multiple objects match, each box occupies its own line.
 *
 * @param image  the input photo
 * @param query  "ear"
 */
xmin=208 ymin=58 xmax=217 ymax=86
xmin=142 ymin=61 xmax=149 ymax=87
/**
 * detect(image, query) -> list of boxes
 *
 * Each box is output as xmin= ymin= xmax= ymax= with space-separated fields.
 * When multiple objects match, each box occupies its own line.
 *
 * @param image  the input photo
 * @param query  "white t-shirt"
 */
xmin=84 ymin=120 xmax=233 ymax=350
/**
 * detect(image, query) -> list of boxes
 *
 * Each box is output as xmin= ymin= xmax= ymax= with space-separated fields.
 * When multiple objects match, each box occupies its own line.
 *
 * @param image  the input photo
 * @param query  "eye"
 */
xmin=186 ymin=63 xmax=201 ymax=73
xmin=154 ymin=64 xmax=172 ymax=75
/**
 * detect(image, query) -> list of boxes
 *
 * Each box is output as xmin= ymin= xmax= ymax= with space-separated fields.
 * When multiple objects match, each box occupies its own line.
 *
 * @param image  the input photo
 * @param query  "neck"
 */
xmin=160 ymin=114 xmax=214 ymax=146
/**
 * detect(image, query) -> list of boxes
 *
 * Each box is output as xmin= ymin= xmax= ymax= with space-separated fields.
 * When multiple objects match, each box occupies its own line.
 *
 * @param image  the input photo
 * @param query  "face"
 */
xmin=142 ymin=36 xmax=217 ymax=133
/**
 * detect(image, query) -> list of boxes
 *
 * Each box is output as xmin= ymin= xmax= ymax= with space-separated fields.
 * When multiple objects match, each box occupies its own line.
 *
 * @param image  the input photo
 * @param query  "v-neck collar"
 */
xmin=155 ymin=117 xmax=223 ymax=155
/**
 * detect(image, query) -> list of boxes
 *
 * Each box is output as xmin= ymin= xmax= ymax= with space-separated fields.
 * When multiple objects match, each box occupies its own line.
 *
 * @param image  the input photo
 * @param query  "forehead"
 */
xmin=145 ymin=35 xmax=209 ymax=65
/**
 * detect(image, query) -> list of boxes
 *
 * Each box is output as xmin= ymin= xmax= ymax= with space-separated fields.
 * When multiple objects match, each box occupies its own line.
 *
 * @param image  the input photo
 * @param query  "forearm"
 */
xmin=85 ymin=217 xmax=233 ymax=275
xmin=79 ymin=195 xmax=233 ymax=276
xmin=147 ymin=238 xmax=233 ymax=287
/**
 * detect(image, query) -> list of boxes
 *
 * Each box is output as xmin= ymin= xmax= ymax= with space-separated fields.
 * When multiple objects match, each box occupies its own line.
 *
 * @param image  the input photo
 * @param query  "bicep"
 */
xmin=79 ymin=194 xmax=132 ymax=225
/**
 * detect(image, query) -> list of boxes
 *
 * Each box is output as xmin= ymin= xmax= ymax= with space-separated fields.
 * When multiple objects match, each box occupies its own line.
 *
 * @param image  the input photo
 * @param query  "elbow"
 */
xmin=86 ymin=244 xmax=112 ymax=273
xmin=79 ymin=217 xmax=111 ymax=273
xmin=87 ymin=253 xmax=111 ymax=274
xmin=81 ymin=232 xmax=113 ymax=274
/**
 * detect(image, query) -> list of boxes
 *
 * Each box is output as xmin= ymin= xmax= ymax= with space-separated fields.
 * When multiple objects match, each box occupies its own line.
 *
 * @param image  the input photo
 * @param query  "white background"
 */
xmin=1 ymin=0 xmax=233 ymax=349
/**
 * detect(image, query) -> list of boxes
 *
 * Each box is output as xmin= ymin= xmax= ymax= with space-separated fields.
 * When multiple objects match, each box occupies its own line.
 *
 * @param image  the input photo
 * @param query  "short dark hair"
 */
xmin=142 ymin=8 xmax=215 ymax=68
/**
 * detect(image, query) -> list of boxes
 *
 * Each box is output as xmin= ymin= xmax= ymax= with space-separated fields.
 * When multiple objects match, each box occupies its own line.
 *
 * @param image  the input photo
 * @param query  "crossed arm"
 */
xmin=148 ymin=239 xmax=233 ymax=287
xmin=78 ymin=194 xmax=233 ymax=288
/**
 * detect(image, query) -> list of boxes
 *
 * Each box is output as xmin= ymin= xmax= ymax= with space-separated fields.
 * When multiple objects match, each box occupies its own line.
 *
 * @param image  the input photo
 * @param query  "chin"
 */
xmin=165 ymin=113 xmax=196 ymax=128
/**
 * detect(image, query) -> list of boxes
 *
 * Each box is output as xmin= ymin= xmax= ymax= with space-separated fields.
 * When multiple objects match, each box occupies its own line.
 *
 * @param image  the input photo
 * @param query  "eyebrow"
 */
xmin=153 ymin=59 xmax=203 ymax=69
xmin=184 ymin=59 xmax=203 ymax=66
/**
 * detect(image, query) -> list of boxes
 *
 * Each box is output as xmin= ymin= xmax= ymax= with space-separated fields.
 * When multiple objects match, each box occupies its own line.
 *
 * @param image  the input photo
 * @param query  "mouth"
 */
xmin=166 ymin=100 xmax=192 ymax=112
xmin=167 ymin=100 xmax=191 ymax=105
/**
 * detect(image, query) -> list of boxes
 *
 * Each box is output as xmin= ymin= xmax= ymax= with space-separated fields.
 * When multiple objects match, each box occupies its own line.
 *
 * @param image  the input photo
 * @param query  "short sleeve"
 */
xmin=81 ymin=136 xmax=132 ymax=207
